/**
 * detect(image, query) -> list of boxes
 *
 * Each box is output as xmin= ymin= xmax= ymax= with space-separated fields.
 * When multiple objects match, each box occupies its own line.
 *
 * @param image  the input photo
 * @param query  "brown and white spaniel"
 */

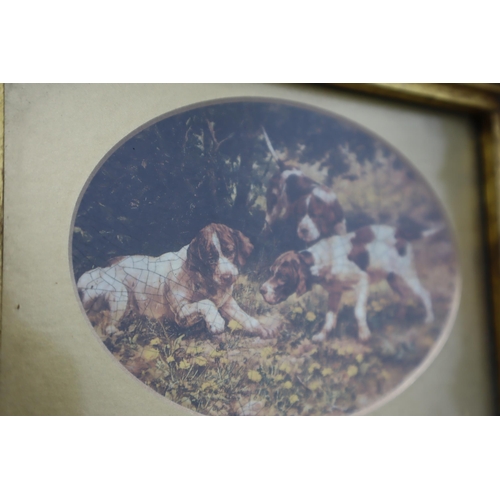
xmin=260 ymin=224 xmax=435 ymax=342
xmin=265 ymin=169 xmax=346 ymax=244
xmin=77 ymin=223 xmax=273 ymax=337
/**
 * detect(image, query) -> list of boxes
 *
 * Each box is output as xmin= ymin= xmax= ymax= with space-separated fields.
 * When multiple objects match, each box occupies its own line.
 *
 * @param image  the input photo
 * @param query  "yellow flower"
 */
xmin=289 ymin=394 xmax=299 ymax=404
xmin=274 ymin=374 xmax=284 ymax=382
xmin=210 ymin=350 xmax=226 ymax=358
xmin=228 ymin=319 xmax=243 ymax=331
xmin=308 ymin=379 xmax=323 ymax=391
xmin=292 ymin=306 xmax=303 ymax=314
xmin=321 ymin=367 xmax=333 ymax=376
xmin=187 ymin=345 xmax=204 ymax=355
xmin=308 ymin=362 xmax=321 ymax=374
xmin=279 ymin=362 xmax=292 ymax=373
xmin=261 ymin=347 xmax=274 ymax=358
xmin=305 ymin=312 xmax=316 ymax=322
xmin=193 ymin=356 xmax=207 ymax=366
xmin=247 ymin=370 xmax=262 ymax=382
xmin=201 ymin=381 xmax=217 ymax=391
xmin=142 ymin=347 xmax=159 ymax=361
xmin=347 ymin=365 xmax=358 ymax=378
xmin=150 ymin=338 xmax=161 ymax=346
xmin=179 ymin=360 xmax=190 ymax=369
xmin=356 ymin=354 xmax=364 ymax=363
xmin=166 ymin=355 xmax=175 ymax=363
xmin=282 ymin=381 xmax=293 ymax=389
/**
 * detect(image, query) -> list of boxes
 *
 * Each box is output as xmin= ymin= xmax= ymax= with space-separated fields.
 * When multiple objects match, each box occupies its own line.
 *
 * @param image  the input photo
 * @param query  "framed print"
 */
xmin=0 ymin=83 xmax=497 ymax=415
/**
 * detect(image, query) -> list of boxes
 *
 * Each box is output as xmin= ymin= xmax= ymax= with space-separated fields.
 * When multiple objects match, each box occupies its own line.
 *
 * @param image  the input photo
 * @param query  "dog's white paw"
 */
xmin=358 ymin=325 xmax=371 ymax=341
xmin=255 ymin=316 xmax=281 ymax=338
xmin=208 ymin=314 xmax=226 ymax=335
xmin=105 ymin=324 xmax=119 ymax=336
xmin=312 ymin=331 xmax=327 ymax=343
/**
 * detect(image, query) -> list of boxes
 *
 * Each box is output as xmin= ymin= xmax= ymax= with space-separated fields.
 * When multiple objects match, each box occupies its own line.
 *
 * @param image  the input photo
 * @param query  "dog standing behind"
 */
xmin=262 ymin=128 xmax=346 ymax=246
xmin=260 ymin=224 xmax=437 ymax=342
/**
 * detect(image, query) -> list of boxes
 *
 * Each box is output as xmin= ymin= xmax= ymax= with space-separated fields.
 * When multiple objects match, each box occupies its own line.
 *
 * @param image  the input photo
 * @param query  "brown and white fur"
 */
xmin=262 ymin=127 xmax=345 ymax=244
xmin=260 ymin=224 xmax=435 ymax=342
xmin=265 ymin=168 xmax=346 ymax=243
xmin=78 ymin=223 xmax=274 ymax=338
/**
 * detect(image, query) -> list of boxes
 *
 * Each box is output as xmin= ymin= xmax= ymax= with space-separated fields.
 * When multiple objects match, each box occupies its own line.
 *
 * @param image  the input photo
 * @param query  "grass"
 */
xmin=97 ymin=269 xmax=452 ymax=416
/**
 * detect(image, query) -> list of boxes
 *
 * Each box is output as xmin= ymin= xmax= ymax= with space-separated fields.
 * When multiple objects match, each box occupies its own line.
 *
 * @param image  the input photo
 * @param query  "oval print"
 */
xmin=72 ymin=99 xmax=460 ymax=415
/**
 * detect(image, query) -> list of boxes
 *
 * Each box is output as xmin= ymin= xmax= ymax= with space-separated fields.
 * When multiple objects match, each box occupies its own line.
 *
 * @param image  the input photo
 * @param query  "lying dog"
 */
xmin=78 ymin=223 xmax=273 ymax=338
xmin=260 ymin=224 xmax=435 ymax=342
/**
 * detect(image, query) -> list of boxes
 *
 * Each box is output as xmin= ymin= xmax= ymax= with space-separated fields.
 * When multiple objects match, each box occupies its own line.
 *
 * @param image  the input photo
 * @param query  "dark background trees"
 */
xmin=72 ymin=100 xmax=402 ymax=278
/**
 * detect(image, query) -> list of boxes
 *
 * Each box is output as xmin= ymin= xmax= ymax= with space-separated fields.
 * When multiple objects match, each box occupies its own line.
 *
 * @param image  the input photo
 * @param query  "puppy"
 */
xmin=260 ymin=224 xmax=435 ymax=342
xmin=78 ymin=223 xmax=273 ymax=338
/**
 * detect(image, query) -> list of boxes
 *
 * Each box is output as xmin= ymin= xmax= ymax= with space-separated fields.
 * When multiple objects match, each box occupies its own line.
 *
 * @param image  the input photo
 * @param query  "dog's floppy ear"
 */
xmin=295 ymin=264 xmax=308 ymax=297
xmin=233 ymin=229 xmax=254 ymax=267
xmin=285 ymin=173 xmax=316 ymax=203
xmin=296 ymin=251 xmax=313 ymax=296
xmin=187 ymin=229 xmax=209 ymax=273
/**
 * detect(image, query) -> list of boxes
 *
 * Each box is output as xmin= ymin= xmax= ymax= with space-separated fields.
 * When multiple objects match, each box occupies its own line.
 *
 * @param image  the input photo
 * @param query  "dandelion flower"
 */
xmin=142 ymin=347 xmax=159 ymax=361
xmin=347 ymin=365 xmax=358 ymax=378
xmin=247 ymin=370 xmax=262 ymax=383
xmin=308 ymin=380 xmax=322 ymax=391
xmin=289 ymin=394 xmax=299 ymax=404
xmin=193 ymin=356 xmax=207 ymax=366
xmin=166 ymin=355 xmax=175 ymax=363
xmin=210 ymin=350 xmax=226 ymax=358
xmin=179 ymin=360 xmax=190 ymax=369
xmin=308 ymin=362 xmax=321 ymax=374
xmin=201 ymin=381 xmax=216 ymax=391
xmin=228 ymin=319 xmax=243 ymax=331
xmin=321 ymin=367 xmax=333 ymax=376
xmin=261 ymin=347 xmax=274 ymax=358
xmin=279 ymin=362 xmax=292 ymax=373
xmin=282 ymin=381 xmax=293 ymax=389
xmin=305 ymin=312 xmax=316 ymax=322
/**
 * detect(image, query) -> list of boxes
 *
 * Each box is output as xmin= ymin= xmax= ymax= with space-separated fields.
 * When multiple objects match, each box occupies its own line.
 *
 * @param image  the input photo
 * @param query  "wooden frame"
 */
xmin=330 ymin=84 xmax=500 ymax=413
xmin=0 ymin=83 xmax=498 ymax=414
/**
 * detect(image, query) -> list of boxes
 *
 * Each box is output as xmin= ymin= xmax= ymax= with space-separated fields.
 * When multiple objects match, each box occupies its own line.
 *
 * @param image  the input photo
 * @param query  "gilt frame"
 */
xmin=0 ymin=83 xmax=499 ymax=413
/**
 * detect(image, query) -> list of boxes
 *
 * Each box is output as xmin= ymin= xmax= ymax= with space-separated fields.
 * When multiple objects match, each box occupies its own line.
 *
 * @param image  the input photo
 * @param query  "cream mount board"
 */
xmin=0 ymin=84 xmax=493 ymax=415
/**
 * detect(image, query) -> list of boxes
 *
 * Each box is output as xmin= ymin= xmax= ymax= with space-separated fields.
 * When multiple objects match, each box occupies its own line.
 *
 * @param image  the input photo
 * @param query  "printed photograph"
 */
xmin=72 ymin=99 xmax=459 ymax=415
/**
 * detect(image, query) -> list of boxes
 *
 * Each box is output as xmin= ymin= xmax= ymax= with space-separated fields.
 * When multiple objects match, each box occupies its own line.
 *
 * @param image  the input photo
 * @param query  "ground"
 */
xmin=95 ymin=243 xmax=454 ymax=416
